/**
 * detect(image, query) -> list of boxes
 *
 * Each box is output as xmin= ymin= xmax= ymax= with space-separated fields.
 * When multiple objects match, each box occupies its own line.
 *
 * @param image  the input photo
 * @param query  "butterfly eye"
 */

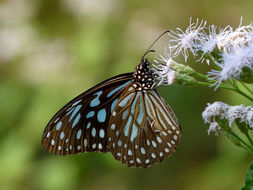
xmin=42 ymin=59 xmax=181 ymax=168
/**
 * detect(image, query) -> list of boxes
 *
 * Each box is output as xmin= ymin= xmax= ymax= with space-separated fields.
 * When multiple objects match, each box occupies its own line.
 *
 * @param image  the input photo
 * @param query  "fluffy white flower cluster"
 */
xmin=156 ymin=18 xmax=253 ymax=87
xmin=202 ymin=102 xmax=253 ymax=135
xmin=152 ymin=18 xmax=253 ymax=155
xmin=153 ymin=49 xmax=177 ymax=86
xmin=153 ymin=44 xmax=198 ymax=87
xmin=168 ymin=18 xmax=207 ymax=61
xmin=207 ymin=25 xmax=253 ymax=86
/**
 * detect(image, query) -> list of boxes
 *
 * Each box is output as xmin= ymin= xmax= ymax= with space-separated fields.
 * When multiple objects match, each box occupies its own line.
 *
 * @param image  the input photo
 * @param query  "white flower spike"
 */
xmin=168 ymin=18 xmax=207 ymax=61
xmin=202 ymin=102 xmax=229 ymax=123
xmin=202 ymin=102 xmax=229 ymax=135
xmin=226 ymin=105 xmax=247 ymax=126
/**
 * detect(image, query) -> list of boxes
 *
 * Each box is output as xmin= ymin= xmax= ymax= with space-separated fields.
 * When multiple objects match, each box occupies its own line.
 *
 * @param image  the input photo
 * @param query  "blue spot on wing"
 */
xmin=76 ymin=129 xmax=82 ymax=139
xmin=90 ymin=91 xmax=103 ymax=107
xmin=69 ymin=105 xmax=82 ymax=122
xmin=86 ymin=111 xmax=95 ymax=119
xmin=106 ymin=81 xmax=131 ymax=98
xmin=119 ymin=93 xmax=134 ymax=107
xmin=131 ymin=92 xmax=140 ymax=114
xmin=72 ymin=113 xmax=81 ymax=128
xmin=136 ymin=95 xmax=144 ymax=125
xmin=99 ymin=129 xmax=105 ymax=138
xmin=130 ymin=124 xmax=138 ymax=142
xmin=72 ymin=99 xmax=82 ymax=107
xmin=111 ymin=98 xmax=118 ymax=113
xmin=122 ymin=109 xmax=129 ymax=120
xmin=124 ymin=115 xmax=132 ymax=136
xmin=91 ymin=128 xmax=96 ymax=137
xmin=66 ymin=107 xmax=74 ymax=116
xmin=97 ymin=108 xmax=106 ymax=123
xmin=56 ymin=121 xmax=62 ymax=130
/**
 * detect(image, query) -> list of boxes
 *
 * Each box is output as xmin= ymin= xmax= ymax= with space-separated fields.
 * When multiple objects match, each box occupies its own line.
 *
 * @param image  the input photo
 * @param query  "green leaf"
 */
xmin=242 ymin=161 xmax=253 ymax=190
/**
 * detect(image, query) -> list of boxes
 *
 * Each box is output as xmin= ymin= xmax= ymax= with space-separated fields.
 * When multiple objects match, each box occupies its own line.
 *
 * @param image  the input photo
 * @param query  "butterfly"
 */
xmin=42 ymin=34 xmax=182 ymax=168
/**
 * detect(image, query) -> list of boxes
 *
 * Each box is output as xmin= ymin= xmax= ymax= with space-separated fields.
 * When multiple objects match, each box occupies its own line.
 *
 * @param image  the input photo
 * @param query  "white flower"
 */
xmin=246 ymin=107 xmax=253 ymax=129
xmin=153 ymin=60 xmax=176 ymax=86
xmin=153 ymin=47 xmax=177 ymax=86
xmin=159 ymin=18 xmax=253 ymax=88
xmin=202 ymin=102 xmax=229 ymax=135
xmin=203 ymin=102 xmax=253 ymax=133
xmin=154 ymin=46 xmax=175 ymax=68
xmin=207 ymin=21 xmax=253 ymax=86
xmin=226 ymin=105 xmax=247 ymax=126
xmin=207 ymin=43 xmax=253 ymax=85
xmin=158 ymin=69 xmax=176 ymax=85
xmin=199 ymin=24 xmax=232 ymax=55
xmin=205 ymin=19 xmax=253 ymax=54
xmin=199 ymin=25 xmax=218 ymax=54
xmin=207 ymin=122 xmax=221 ymax=135
xmin=228 ymin=20 xmax=253 ymax=52
xmin=168 ymin=18 xmax=207 ymax=61
xmin=202 ymin=101 xmax=229 ymax=123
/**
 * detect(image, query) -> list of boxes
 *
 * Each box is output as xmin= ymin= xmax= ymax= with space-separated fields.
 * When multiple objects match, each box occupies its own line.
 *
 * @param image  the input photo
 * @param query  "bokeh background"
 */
xmin=0 ymin=0 xmax=253 ymax=190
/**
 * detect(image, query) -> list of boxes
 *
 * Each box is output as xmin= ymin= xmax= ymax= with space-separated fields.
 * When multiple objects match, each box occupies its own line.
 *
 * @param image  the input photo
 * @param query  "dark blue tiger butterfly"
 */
xmin=42 ymin=34 xmax=182 ymax=168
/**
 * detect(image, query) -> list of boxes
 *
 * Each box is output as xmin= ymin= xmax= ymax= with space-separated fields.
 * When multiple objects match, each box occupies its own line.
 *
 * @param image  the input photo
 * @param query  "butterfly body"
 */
xmin=42 ymin=58 xmax=181 ymax=167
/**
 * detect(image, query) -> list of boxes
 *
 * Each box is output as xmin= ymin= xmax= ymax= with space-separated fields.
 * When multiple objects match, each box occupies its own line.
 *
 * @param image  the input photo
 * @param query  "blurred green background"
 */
xmin=0 ymin=0 xmax=252 ymax=190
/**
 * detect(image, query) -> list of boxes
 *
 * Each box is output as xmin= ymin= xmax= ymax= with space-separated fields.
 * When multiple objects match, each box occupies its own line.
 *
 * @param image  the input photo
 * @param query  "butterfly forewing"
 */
xmin=107 ymin=82 xmax=181 ymax=168
xmin=42 ymin=73 xmax=134 ymax=155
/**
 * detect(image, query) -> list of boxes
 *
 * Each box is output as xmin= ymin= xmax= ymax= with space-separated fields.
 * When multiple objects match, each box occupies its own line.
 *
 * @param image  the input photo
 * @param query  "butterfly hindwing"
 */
xmin=107 ymin=82 xmax=182 ymax=168
xmin=42 ymin=73 xmax=134 ymax=155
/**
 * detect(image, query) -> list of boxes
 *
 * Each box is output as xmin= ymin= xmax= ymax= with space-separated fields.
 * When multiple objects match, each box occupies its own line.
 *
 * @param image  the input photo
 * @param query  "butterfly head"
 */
xmin=133 ymin=59 xmax=155 ymax=90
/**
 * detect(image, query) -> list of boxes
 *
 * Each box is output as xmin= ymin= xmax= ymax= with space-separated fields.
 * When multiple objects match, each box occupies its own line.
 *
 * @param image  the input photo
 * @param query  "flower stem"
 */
xmin=194 ymin=81 xmax=236 ymax=91
xmin=245 ymin=133 xmax=253 ymax=146
xmin=194 ymin=72 xmax=214 ymax=81
xmin=230 ymin=131 xmax=253 ymax=153
xmin=196 ymin=77 xmax=253 ymax=101
xmin=241 ymin=82 xmax=253 ymax=96
xmin=223 ymin=80 xmax=253 ymax=101
xmin=204 ymin=54 xmax=221 ymax=71
xmin=194 ymin=72 xmax=236 ymax=89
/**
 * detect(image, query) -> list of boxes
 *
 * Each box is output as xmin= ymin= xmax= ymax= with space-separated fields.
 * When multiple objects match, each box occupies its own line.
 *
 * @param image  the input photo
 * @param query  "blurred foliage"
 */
xmin=242 ymin=162 xmax=253 ymax=190
xmin=0 ymin=0 xmax=252 ymax=190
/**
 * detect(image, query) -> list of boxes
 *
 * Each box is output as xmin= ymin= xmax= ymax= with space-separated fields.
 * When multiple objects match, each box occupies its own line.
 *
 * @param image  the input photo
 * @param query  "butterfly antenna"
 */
xmin=141 ymin=30 xmax=171 ymax=61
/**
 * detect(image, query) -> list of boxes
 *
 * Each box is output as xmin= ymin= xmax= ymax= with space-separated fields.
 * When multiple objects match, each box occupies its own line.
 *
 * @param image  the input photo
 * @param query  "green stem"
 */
xmin=224 ymin=80 xmax=253 ymax=102
xmin=245 ymin=133 xmax=253 ymax=146
xmin=230 ymin=132 xmax=253 ymax=153
xmin=232 ymin=80 xmax=239 ymax=90
xmin=204 ymin=54 xmax=221 ymax=71
xmin=226 ymin=79 xmax=235 ymax=87
xmin=192 ymin=72 xmax=253 ymax=101
xmin=194 ymin=72 xmax=235 ymax=89
xmin=241 ymin=82 xmax=253 ymax=95
xmin=194 ymin=81 xmax=236 ymax=91
xmin=196 ymin=77 xmax=253 ymax=101
xmin=194 ymin=81 xmax=213 ymax=87
xmin=194 ymin=72 xmax=214 ymax=81
xmin=240 ymin=144 xmax=253 ymax=153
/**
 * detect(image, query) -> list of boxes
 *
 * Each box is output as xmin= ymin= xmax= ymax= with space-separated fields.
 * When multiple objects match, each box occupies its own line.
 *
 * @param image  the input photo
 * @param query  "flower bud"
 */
xmin=170 ymin=62 xmax=196 ymax=76
xmin=174 ymin=73 xmax=198 ymax=86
